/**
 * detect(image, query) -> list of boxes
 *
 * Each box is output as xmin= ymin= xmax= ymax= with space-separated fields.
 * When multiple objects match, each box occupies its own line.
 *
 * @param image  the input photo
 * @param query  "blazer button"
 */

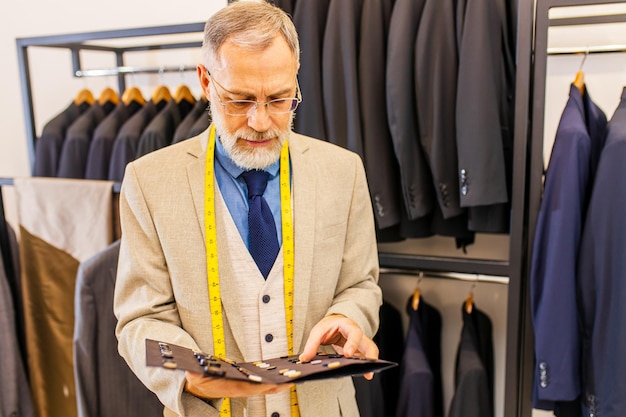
xmin=272 ymin=413 xmax=280 ymax=417
xmin=265 ymin=334 xmax=274 ymax=343
xmin=262 ymin=294 xmax=270 ymax=303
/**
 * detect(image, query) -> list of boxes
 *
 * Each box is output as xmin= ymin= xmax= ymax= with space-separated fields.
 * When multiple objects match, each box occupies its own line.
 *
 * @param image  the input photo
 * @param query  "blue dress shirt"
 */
xmin=213 ymin=137 xmax=283 ymax=249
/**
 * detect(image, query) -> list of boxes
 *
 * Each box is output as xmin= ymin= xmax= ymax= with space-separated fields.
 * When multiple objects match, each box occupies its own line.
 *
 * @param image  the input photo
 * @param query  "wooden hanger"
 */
xmin=121 ymin=86 xmax=146 ymax=106
xmin=465 ymin=278 xmax=477 ymax=314
xmin=573 ymin=70 xmax=585 ymax=95
xmin=73 ymin=88 xmax=94 ymax=106
xmin=98 ymin=87 xmax=119 ymax=106
xmin=152 ymin=85 xmax=172 ymax=105
xmin=174 ymin=84 xmax=195 ymax=105
xmin=411 ymin=272 xmax=424 ymax=311
xmin=573 ymin=49 xmax=588 ymax=96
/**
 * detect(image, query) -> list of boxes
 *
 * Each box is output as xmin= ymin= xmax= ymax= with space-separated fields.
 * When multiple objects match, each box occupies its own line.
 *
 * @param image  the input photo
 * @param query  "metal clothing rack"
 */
xmin=8 ymin=0 xmax=537 ymax=414
xmin=523 ymin=2 xmax=626 ymax=416
xmin=15 ymin=22 xmax=206 ymax=173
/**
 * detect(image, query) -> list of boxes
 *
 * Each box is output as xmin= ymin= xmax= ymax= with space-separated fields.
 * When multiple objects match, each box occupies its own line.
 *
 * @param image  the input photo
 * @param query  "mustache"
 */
xmin=236 ymin=128 xmax=281 ymax=141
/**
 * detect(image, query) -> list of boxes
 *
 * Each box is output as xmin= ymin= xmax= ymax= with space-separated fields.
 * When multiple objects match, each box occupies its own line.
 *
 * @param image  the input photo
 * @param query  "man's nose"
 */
xmin=247 ymin=103 xmax=272 ymax=131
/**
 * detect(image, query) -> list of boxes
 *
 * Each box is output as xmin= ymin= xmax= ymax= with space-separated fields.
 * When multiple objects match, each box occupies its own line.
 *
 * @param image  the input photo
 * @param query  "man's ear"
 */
xmin=196 ymin=65 xmax=211 ymax=101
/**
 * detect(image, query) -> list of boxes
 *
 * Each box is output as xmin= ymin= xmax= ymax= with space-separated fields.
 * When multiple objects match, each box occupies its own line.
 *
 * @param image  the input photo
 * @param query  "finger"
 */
xmin=357 ymin=337 xmax=379 ymax=360
xmin=363 ymin=372 xmax=374 ymax=381
xmin=340 ymin=326 xmax=363 ymax=357
xmin=299 ymin=323 xmax=329 ymax=361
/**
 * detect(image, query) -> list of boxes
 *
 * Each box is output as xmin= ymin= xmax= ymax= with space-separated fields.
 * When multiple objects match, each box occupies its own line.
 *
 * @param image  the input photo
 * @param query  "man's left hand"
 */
xmin=299 ymin=314 xmax=379 ymax=380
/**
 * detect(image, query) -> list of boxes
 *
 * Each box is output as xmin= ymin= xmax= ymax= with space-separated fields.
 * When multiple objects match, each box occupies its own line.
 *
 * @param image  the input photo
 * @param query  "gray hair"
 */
xmin=202 ymin=1 xmax=300 ymax=72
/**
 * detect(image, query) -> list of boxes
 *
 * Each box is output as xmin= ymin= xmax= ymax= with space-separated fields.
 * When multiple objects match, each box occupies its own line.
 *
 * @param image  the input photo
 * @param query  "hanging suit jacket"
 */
xmin=73 ymin=240 xmax=163 ymax=417
xmin=57 ymin=101 xmax=115 ymax=179
xmin=273 ymin=0 xmax=296 ymax=16
xmin=359 ymin=0 xmax=402 ymax=230
xmin=386 ymin=0 xmax=432 ymax=223
xmin=135 ymin=99 xmax=189 ymax=158
xmin=448 ymin=304 xmax=494 ymax=417
xmin=530 ymin=84 xmax=607 ymax=413
xmin=352 ymin=299 xmax=404 ymax=417
xmin=0 ymin=251 xmax=35 ymax=417
xmin=291 ymin=0 xmax=330 ymax=142
xmin=376 ymin=300 xmax=405 ymax=417
xmin=415 ymin=0 xmax=461 ymax=221
xmin=322 ymin=0 xmax=364 ymax=156
xmin=455 ymin=0 xmax=516 ymax=233
xmin=396 ymin=296 xmax=443 ymax=417
xmin=173 ymin=98 xmax=207 ymax=144
xmin=85 ymin=101 xmax=142 ymax=180
xmin=577 ymin=87 xmax=626 ymax=417
xmin=108 ymin=100 xmax=158 ymax=182
xmin=34 ymin=101 xmax=88 ymax=177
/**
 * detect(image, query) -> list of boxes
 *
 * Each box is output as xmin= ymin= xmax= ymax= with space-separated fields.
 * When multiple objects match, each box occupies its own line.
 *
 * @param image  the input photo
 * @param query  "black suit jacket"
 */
xmin=359 ymin=0 xmax=401 ymax=230
xmin=172 ymin=98 xmax=206 ymax=144
xmin=73 ymin=240 xmax=163 ymax=417
xmin=34 ymin=102 xmax=87 ymax=177
xmin=85 ymin=101 xmax=142 ymax=180
xmin=135 ymin=99 xmax=188 ymax=158
xmin=577 ymin=87 xmax=626 ymax=417
xmin=455 ymin=0 xmax=516 ymax=233
xmin=386 ymin=0 xmax=432 ymax=222
xmin=416 ymin=0 xmax=461 ymax=220
xmin=396 ymin=296 xmax=442 ymax=417
xmin=57 ymin=102 xmax=114 ymax=179
xmin=322 ymin=0 xmax=364 ymax=155
xmin=448 ymin=304 xmax=494 ymax=417
xmin=292 ymin=0 xmax=330 ymax=142
xmin=108 ymin=100 xmax=158 ymax=182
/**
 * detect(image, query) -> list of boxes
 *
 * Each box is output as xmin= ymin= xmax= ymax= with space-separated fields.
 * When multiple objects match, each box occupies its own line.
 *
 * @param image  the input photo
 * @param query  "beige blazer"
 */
xmin=113 ymin=128 xmax=382 ymax=417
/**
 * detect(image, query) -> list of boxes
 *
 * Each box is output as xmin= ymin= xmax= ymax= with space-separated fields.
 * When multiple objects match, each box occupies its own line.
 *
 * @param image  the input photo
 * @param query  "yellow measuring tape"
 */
xmin=204 ymin=125 xmax=299 ymax=416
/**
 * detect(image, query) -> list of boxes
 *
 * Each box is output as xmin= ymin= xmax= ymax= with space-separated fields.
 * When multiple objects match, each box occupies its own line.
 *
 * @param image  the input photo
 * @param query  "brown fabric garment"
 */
xmin=14 ymin=177 xmax=114 ymax=417
xmin=20 ymin=228 xmax=79 ymax=417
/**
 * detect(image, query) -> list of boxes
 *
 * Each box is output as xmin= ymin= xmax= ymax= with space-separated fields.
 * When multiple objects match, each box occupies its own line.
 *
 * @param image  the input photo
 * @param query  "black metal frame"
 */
xmin=15 ymin=22 xmax=206 ymax=174
xmin=524 ymin=1 xmax=626 ymax=417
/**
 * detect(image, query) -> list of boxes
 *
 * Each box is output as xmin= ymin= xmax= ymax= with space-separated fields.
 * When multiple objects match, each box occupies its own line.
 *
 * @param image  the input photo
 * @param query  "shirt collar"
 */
xmin=214 ymin=135 xmax=280 ymax=179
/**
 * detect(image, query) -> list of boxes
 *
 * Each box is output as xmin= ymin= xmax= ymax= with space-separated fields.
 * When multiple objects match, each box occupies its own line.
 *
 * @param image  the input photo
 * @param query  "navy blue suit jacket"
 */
xmin=530 ymin=84 xmax=606 ymax=410
xmin=577 ymin=87 xmax=626 ymax=417
xmin=396 ymin=296 xmax=442 ymax=417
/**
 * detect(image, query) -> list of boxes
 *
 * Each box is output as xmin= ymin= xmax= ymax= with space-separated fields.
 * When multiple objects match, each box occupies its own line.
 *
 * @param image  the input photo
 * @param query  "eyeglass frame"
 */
xmin=207 ymin=71 xmax=302 ymax=116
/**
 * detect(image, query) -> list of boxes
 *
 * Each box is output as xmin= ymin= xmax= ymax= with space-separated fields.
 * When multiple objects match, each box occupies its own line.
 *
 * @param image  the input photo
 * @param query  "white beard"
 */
xmin=210 ymin=106 xmax=293 ymax=170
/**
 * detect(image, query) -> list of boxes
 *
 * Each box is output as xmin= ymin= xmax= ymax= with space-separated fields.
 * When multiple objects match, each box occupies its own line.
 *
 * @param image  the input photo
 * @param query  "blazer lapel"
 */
xmin=187 ymin=129 xmax=210 ymax=245
xmin=288 ymin=133 xmax=316 ymax=353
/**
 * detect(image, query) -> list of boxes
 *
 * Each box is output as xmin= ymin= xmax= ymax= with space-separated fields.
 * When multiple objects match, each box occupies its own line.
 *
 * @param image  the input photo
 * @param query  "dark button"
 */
xmin=265 ymin=334 xmax=274 ymax=343
xmin=262 ymin=294 xmax=270 ymax=303
xmin=272 ymin=413 xmax=280 ymax=417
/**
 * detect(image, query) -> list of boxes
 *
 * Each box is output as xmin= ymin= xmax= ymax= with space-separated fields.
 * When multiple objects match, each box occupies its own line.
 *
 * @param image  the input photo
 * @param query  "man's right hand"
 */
xmin=184 ymin=371 xmax=293 ymax=400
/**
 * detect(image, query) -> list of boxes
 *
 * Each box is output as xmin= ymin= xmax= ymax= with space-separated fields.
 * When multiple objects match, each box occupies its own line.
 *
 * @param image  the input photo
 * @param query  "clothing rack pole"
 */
xmin=380 ymin=268 xmax=510 ymax=285
xmin=74 ymin=64 xmax=198 ymax=78
xmin=548 ymin=44 xmax=626 ymax=55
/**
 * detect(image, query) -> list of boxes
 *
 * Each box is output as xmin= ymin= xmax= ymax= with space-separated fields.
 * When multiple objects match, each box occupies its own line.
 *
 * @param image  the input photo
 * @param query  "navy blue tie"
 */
xmin=240 ymin=170 xmax=279 ymax=279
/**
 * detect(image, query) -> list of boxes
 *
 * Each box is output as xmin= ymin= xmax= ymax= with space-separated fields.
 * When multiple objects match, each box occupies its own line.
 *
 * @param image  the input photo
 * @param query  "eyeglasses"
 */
xmin=208 ymin=71 xmax=302 ymax=116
